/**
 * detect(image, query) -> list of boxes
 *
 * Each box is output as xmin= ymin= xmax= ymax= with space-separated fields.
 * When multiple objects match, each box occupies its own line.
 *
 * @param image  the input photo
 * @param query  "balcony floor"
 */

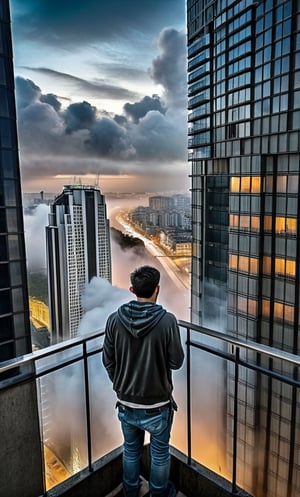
xmin=105 ymin=477 xmax=187 ymax=496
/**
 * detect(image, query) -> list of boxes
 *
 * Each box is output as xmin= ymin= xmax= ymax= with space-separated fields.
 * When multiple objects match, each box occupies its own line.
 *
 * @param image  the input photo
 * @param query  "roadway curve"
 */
xmin=115 ymin=215 xmax=190 ymax=291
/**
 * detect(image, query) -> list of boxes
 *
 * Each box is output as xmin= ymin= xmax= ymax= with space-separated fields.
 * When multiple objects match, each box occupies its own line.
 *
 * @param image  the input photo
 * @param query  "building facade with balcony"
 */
xmin=187 ymin=1 xmax=300 ymax=496
xmin=46 ymin=185 xmax=111 ymax=342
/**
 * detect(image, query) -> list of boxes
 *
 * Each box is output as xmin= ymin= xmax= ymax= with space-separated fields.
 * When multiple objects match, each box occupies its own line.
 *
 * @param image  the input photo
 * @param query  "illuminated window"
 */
xmin=275 ymin=258 xmax=285 ymax=275
xmin=274 ymin=302 xmax=284 ymax=320
xmin=249 ymin=258 xmax=258 ymax=274
xmin=263 ymin=256 xmax=272 ymax=273
xmin=229 ymin=253 xmax=238 ymax=269
xmin=252 ymin=177 xmax=261 ymax=192
xmin=240 ymin=215 xmax=250 ymax=229
xmin=286 ymin=260 xmax=296 ymax=277
xmin=264 ymin=216 xmax=272 ymax=231
xmin=238 ymin=255 xmax=249 ymax=272
xmin=230 ymin=214 xmax=239 ymax=227
xmin=275 ymin=217 xmax=297 ymax=234
xmin=241 ymin=176 xmax=251 ymax=192
xmin=276 ymin=217 xmax=285 ymax=232
xmin=286 ymin=218 xmax=297 ymax=234
xmin=231 ymin=177 xmax=240 ymax=192
xmin=262 ymin=299 xmax=270 ymax=317
xmin=248 ymin=299 xmax=257 ymax=317
xmin=284 ymin=305 xmax=294 ymax=323
xmin=251 ymin=216 xmax=260 ymax=230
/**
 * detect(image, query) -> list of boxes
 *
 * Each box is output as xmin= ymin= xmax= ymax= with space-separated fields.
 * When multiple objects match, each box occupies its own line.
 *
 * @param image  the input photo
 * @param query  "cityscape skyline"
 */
xmin=9 ymin=0 xmax=189 ymax=194
xmin=2 ymin=1 xmax=300 ymax=497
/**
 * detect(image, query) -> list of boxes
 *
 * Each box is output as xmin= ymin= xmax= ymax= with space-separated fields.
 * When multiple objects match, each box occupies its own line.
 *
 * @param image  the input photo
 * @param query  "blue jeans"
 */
xmin=117 ymin=404 xmax=175 ymax=497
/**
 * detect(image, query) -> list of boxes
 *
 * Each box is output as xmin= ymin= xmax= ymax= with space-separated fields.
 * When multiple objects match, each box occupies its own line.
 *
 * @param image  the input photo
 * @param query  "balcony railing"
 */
xmin=1 ymin=321 xmax=300 ymax=497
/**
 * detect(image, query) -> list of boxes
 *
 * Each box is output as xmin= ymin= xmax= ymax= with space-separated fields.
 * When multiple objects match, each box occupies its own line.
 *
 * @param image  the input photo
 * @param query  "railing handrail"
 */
xmin=0 ymin=328 xmax=105 ymax=374
xmin=178 ymin=319 xmax=300 ymax=366
xmin=1 ymin=320 xmax=300 ymax=375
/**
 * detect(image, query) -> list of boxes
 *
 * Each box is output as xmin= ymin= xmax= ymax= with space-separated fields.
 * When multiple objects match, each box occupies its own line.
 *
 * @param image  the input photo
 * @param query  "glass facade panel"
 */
xmin=0 ymin=0 xmax=31 ymax=364
xmin=188 ymin=1 xmax=300 ymax=496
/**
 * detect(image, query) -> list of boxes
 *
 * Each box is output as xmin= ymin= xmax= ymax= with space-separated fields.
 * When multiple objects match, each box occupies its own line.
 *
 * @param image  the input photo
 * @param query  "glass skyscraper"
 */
xmin=187 ymin=1 xmax=300 ymax=496
xmin=46 ymin=185 xmax=112 ymax=342
xmin=0 ymin=0 xmax=32 ymax=364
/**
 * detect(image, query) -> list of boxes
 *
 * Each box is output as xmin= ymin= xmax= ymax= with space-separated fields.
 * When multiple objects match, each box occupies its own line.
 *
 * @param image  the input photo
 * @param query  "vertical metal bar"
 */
xmin=232 ymin=346 xmax=239 ymax=494
xmin=186 ymin=326 xmax=192 ymax=465
xmin=83 ymin=342 xmax=93 ymax=472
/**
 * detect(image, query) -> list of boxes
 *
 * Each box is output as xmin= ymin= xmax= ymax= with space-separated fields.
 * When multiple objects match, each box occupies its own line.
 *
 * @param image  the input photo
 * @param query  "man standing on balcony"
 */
xmin=103 ymin=265 xmax=184 ymax=497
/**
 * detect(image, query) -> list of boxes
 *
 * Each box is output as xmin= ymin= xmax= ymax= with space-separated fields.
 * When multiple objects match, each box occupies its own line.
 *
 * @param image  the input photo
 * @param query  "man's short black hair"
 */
xmin=130 ymin=266 xmax=160 ymax=298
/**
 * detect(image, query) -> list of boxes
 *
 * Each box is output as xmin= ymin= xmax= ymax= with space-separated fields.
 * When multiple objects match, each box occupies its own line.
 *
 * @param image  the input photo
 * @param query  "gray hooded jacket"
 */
xmin=102 ymin=301 xmax=184 ymax=405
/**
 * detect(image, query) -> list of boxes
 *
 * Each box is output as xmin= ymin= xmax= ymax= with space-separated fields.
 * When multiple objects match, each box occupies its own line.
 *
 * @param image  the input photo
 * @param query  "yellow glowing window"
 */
xmin=286 ymin=260 xmax=296 ymax=277
xmin=275 ymin=258 xmax=285 ymax=275
xmin=286 ymin=218 xmax=297 ymax=234
xmin=274 ymin=302 xmax=284 ymax=320
xmin=262 ymin=299 xmax=270 ymax=317
xmin=251 ymin=177 xmax=261 ymax=192
xmin=264 ymin=216 xmax=272 ymax=231
xmin=229 ymin=254 xmax=238 ymax=269
xmin=240 ymin=215 xmax=250 ymax=228
xmin=275 ymin=217 xmax=286 ymax=233
xmin=231 ymin=177 xmax=240 ymax=192
xmin=230 ymin=214 xmax=239 ymax=227
xmin=251 ymin=216 xmax=260 ymax=230
xmin=241 ymin=177 xmax=251 ymax=192
xmin=284 ymin=305 xmax=294 ymax=323
xmin=248 ymin=299 xmax=257 ymax=317
xmin=238 ymin=256 xmax=249 ymax=272
xmin=249 ymin=258 xmax=258 ymax=274
xmin=263 ymin=256 xmax=272 ymax=274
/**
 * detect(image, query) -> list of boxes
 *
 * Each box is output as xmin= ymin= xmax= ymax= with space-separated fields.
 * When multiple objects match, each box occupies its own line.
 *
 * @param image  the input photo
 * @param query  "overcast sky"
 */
xmin=10 ymin=0 xmax=189 ymax=194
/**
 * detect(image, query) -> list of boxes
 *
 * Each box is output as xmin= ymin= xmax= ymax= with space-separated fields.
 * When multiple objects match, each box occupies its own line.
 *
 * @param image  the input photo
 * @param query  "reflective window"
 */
xmin=0 ymin=288 xmax=10 ymax=314
xmin=0 ymin=262 xmax=9 ymax=288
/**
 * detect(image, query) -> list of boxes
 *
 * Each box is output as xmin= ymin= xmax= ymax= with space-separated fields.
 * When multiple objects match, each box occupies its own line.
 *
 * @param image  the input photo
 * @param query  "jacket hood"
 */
xmin=117 ymin=300 xmax=166 ymax=337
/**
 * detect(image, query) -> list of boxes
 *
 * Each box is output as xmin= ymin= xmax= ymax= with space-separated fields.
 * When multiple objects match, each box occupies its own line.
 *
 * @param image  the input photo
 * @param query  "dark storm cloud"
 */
xmin=11 ymin=0 xmax=184 ymax=46
xmin=150 ymin=28 xmax=187 ymax=107
xmin=16 ymin=77 xmax=186 ymax=164
xmin=15 ymin=77 xmax=41 ymax=108
xmin=40 ymin=93 xmax=61 ymax=112
xmin=15 ymin=23 xmax=187 ymax=181
xmin=64 ymin=101 xmax=97 ymax=134
xmin=86 ymin=118 xmax=135 ymax=159
xmin=20 ymin=66 xmax=140 ymax=101
xmin=123 ymin=95 xmax=166 ymax=124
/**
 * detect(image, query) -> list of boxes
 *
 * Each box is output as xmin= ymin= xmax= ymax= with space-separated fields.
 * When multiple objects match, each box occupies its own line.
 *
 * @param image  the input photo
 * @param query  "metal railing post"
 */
xmin=83 ymin=341 xmax=93 ymax=472
xmin=232 ymin=346 xmax=239 ymax=494
xmin=186 ymin=326 xmax=192 ymax=465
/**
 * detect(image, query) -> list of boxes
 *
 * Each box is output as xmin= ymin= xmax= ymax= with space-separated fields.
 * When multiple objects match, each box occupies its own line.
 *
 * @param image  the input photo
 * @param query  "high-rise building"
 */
xmin=0 ymin=0 xmax=32 ymax=364
xmin=46 ymin=185 xmax=111 ymax=342
xmin=187 ymin=1 xmax=300 ymax=496
xmin=149 ymin=195 xmax=175 ymax=211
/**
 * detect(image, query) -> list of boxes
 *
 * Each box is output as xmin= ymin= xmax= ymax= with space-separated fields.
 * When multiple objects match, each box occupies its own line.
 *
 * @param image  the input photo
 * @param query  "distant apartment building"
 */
xmin=149 ymin=195 xmax=175 ymax=211
xmin=0 ymin=1 xmax=32 ymax=363
xmin=188 ymin=1 xmax=300 ymax=496
xmin=159 ymin=230 xmax=192 ymax=256
xmin=46 ymin=185 xmax=111 ymax=342
xmin=129 ymin=194 xmax=191 ymax=233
